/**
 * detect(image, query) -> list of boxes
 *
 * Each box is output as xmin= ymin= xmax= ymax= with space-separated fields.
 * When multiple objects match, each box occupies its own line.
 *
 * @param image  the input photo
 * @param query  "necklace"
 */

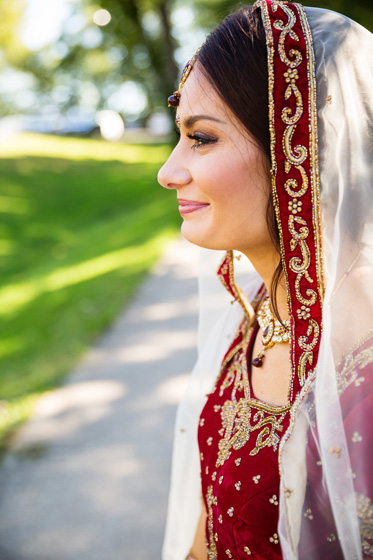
xmin=252 ymin=296 xmax=291 ymax=368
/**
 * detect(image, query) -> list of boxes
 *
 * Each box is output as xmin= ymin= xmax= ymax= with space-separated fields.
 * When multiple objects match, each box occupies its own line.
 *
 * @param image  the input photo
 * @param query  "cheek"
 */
xmin=205 ymin=156 xmax=267 ymax=217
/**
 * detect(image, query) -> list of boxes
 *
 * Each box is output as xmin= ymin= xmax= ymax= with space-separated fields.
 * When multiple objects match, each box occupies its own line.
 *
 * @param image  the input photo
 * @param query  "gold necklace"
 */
xmin=252 ymin=296 xmax=291 ymax=368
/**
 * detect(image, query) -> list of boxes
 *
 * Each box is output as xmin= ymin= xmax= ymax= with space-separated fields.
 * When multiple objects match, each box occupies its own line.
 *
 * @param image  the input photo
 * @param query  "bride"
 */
xmin=158 ymin=1 xmax=373 ymax=558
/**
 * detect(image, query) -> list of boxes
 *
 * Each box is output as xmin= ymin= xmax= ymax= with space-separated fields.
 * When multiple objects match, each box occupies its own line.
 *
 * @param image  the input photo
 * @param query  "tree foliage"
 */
xmin=0 ymin=0 xmax=371 ymax=120
xmin=0 ymin=0 xmax=28 ymax=67
xmin=193 ymin=0 xmax=372 ymax=31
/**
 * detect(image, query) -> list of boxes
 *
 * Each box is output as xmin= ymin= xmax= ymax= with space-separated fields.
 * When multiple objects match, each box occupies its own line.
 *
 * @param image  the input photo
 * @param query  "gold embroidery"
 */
xmin=346 ymin=468 xmax=356 ymax=480
xmin=288 ymin=199 xmax=302 ymax=214
xmin=269 ymin=533 xmax=280 ymax=544
xmin=294 ymin=272 xmax=317 ymax=306
xmin=269 ymin=494 xmax=279 ymax=506
xmin=235 ymin=458 xmax=242 ymax=466
xmin=329 ymin=447 xmax=341 ymax=459
xmin=352 ymin=431 xmax=363 ymax=443
xmin=297 ymin=305 xmax=311 ymax=320
xmin=284 ymin=164 xmax=309 ymax=197
xmin=244 ymin=547 xmax=252 ymax=555
xmin=356 ymin=493 xmax=373 ymax=556
xmin=304 ymin=508 xmax=314 ymax=520
xmin=255 ymin=0 xmax=323 ymax=393
xmin=220 ymin=365 xmax=238 ymax=396
xmin=253 ymin=475 xmax=261 ymax=484
xmin=273 ymin=5 xmax=302 ymax=68
xmin=288 ymin=214 xmax=309 ymax=242
xmin=216 ymin=343 xmax=289 ymax=466
xmin=217 ymin=251 xmax=253 ymax=319
xmin=227 ymin=507 xmax=234 ymax=517
xmin=299 ymin=319 xmax=320 ymax=352
xmin=235 ymin=481 xmax=242 ymax=491
xmin=298 ymin=351 xmax=313 ymax=386
xmin=327 ymin=533 xmax=336 ymax=543
xmin=206 ymin=485 xmax=217 ymax=560
xmin=336 ymin=331 xmax=373 ymax=394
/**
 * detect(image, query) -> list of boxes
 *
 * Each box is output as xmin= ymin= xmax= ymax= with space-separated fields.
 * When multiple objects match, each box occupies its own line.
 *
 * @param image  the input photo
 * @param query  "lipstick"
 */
xmin=178 ymin=199 xmax=210 ymax=216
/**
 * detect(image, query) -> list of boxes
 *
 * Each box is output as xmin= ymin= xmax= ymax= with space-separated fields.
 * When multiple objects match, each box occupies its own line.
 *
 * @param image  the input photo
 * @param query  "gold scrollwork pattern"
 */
xmin=273 ymin=5 xmax=302 ymax=68
xmin=280 ymin=8 xmax=319 ymax=387
xmin=256 ymin=0 xmax=323 ymax=388
xmin=284 ymin=164 xmax=309 ymax=197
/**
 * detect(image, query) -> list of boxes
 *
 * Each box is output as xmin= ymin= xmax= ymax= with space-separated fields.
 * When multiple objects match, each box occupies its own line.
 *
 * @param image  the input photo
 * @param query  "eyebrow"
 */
xmin=176 ymin=115 xmax=225 ymax=128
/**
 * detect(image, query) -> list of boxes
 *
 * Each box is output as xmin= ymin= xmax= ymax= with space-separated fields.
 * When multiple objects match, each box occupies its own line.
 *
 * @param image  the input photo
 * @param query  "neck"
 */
xmin=242 ymin=248 xmax=289 ymax=321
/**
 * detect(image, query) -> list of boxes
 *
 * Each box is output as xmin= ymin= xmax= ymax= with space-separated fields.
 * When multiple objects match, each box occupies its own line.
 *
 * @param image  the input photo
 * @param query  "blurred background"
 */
xmin=0 ymin=0 xmax=371 ymax=558
xmin=0 ymin=0 xmax=372 ymax=451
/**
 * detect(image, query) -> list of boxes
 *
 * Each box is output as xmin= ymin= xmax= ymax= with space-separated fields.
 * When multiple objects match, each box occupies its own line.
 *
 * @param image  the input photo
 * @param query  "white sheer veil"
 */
xmin=279 ymin=6 xmax=373 ymax=560
xmin=162 ymin=5 xmax=373 ymax=560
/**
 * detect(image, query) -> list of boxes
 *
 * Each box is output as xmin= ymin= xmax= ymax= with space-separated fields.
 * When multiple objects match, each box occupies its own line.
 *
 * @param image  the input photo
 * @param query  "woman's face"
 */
xmin=157 ymin=65 xmax=273 ymax=258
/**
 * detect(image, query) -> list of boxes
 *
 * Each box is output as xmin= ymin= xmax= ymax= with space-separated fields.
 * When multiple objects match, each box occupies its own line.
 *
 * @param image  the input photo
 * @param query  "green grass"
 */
xmin=0 ymin=132 xmax=179 ymax=448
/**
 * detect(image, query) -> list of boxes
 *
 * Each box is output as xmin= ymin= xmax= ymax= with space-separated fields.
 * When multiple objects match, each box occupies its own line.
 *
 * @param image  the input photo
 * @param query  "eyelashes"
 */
xmin=174 ymin=128 xmax=218 ymax=149
xmin=186 ymin=133 xmax=218 ymax=149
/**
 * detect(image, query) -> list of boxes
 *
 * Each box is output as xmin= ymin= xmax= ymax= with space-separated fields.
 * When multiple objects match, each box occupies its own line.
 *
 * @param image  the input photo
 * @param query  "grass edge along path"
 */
xmin=0 ymin=133 xmax=179 ymax=451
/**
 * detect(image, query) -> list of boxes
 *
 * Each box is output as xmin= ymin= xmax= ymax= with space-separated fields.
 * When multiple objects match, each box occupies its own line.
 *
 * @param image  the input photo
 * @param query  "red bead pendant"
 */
xmin=168 ymin=92 xmax=180 ymax=107
xmin=252 ymin=353 xmax=264 ymax=368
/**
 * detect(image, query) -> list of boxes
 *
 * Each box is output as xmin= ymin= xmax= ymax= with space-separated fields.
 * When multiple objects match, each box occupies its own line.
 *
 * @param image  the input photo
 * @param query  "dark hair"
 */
xmin=197 ymin=6 xmax=284 ymax=320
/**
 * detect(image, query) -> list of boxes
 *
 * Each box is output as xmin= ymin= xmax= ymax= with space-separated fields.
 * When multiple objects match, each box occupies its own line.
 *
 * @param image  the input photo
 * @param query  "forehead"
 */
xmin=177 ymin=65 xmax=229 ymax=121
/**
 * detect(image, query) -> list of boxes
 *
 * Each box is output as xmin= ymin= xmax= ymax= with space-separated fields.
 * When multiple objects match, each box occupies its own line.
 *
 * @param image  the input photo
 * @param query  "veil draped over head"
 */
xmin=163 ymin=2 xmax=373 ymax=559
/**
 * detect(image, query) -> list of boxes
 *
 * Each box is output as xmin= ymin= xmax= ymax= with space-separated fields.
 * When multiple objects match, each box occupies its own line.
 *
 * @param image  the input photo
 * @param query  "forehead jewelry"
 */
xmin=252 ymin=296 xmax=291 ymax=368
xmin=168 ymin=48 xmax=200 ymax=108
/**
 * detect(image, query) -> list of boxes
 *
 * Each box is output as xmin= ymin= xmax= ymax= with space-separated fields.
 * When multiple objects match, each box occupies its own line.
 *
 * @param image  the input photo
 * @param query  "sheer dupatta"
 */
xmin=277 ymin=6 xmax=373 ymax=559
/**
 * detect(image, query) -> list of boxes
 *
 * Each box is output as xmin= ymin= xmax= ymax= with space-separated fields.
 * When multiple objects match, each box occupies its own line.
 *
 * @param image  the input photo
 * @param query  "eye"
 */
xmin=187 ymin=133 xmax=218 ymax=149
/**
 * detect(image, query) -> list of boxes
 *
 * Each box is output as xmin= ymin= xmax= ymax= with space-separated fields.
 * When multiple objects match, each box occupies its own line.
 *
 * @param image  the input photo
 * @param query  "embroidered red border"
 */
xmin=258 ymin=0 xmax=324 ymax=398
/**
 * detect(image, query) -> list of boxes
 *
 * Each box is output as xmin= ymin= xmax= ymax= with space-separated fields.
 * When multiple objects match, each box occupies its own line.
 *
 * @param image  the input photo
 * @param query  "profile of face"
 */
xmin=157 ymin=65 xmax=273 ymax=260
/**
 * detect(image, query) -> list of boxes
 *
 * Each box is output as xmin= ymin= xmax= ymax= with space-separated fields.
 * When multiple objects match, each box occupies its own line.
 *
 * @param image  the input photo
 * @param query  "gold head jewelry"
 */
xmin=252 ymin=296 xmax=291 ymax=368
xmin=168 ymin=48 xmax=201 ymax=107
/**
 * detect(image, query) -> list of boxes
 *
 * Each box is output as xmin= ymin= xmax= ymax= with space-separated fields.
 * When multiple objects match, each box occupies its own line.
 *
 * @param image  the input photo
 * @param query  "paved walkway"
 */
xmin=0 ymin=238 xmax=200 ymax=560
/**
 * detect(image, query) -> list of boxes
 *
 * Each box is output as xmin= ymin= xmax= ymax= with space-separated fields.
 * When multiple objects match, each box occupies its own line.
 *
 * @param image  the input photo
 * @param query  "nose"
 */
xmin=157 ymin=146 xmax=192 ymax=190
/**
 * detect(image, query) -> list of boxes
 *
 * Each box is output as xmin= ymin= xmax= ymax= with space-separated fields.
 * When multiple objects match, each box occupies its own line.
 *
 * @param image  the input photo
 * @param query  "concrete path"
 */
xmin=0 ymin=238 xmax=200 ymax=560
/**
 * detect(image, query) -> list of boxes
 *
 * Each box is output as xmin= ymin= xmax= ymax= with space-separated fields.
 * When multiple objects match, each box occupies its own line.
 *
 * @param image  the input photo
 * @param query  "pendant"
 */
xmin=252 ymin=351 xmax=265 ymax=368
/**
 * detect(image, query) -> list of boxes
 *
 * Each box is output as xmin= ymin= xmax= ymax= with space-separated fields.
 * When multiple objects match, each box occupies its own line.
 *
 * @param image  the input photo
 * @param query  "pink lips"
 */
xmin=178 ymin=198 xmax=210 ymax=216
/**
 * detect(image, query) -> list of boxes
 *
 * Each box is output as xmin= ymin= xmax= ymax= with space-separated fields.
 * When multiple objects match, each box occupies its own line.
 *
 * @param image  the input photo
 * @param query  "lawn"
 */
xmin=0 ymin=132 xmax=179 ymax=448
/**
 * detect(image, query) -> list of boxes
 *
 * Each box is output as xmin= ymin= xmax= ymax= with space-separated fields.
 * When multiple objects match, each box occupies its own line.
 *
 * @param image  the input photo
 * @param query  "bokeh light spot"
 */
xmin=93 ymin=8 xmax=111 ymax=26
xmin=96 ymin=110 xmax=124 ymax=142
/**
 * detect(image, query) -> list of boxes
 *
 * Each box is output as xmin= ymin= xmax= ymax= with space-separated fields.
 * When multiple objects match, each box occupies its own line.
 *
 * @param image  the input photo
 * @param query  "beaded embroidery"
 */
xmin=254 ymin=0 xmax=323 ymax=393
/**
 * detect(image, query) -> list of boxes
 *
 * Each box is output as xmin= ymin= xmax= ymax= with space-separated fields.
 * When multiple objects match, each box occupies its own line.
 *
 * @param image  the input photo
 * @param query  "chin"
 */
xmin=181 ymin=222 xmax=230 ymax=251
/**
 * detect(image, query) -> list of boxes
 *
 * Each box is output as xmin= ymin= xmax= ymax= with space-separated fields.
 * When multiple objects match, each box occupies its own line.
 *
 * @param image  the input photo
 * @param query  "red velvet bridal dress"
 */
xmin=198 ymin=275 xmax=288 ymax=559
